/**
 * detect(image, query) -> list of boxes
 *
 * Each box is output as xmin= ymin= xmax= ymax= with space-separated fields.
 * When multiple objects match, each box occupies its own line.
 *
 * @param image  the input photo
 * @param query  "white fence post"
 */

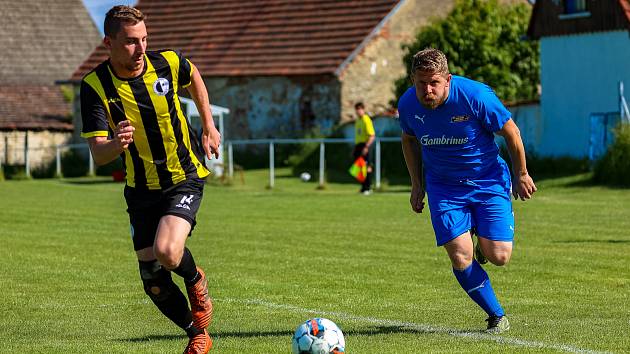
xmin=56 ymin=145 xmax=62 ymax=178
xmin=318 ymin=141 xmax=325 ymax=187
xmin=269 ymin=142 xmax=274 ymax=188
xmin=228 ymin=142 xmax=234 ymax=178
xmin=375 ymin=139 xmax=381 ymax=190
xmin=621 ymin=81 xmax=630 ymax=123
xmin=88 ymin=146 xmax=95 ymax=176
xmin=24 ymin=132 xmax=30 ymax=178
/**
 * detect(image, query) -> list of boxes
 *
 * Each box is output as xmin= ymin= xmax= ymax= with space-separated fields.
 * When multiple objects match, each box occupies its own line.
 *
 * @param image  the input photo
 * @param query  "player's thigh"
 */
xmin=154 ymin=178 xmax=205 ymax=264
xmin=428 ymin=194 xmax=472 ymax=247
xmin=472 ymin=193 xmax=514 ymax=242
xmin=124 ymin=186 xmax=162 ymax=253
xmin=155 ymin=215 xmax=191 ymax=255
xmin=473 ymin=193 xmax=514 ymax=264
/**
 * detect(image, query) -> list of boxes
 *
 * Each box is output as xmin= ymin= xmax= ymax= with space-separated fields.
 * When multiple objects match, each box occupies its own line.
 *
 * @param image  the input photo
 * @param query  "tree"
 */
xmin=393 ymin=0 xmax=539 ymax=104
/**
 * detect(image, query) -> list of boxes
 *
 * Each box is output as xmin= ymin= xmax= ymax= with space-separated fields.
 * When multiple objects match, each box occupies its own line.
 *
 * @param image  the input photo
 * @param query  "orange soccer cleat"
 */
xmin=186 ymin=267 xmax=213 ymax=329
xmin=183 ymin=329 xmax=212 ymax=354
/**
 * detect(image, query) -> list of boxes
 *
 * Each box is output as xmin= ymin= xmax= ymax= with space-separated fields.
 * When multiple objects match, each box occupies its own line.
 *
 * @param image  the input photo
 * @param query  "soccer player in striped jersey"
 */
xmin=80 ymin=6 xmax=218 ymax=353
xmin=398 ymin=48 xmax=537 ymax=333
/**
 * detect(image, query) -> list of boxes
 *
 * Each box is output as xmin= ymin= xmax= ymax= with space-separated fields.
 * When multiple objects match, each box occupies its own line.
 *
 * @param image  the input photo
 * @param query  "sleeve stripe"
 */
xmin=81 ymin=131 xmax=109 ymax=138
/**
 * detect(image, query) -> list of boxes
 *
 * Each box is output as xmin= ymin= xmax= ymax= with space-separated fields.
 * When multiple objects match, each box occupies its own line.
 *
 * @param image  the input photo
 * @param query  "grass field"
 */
xmin=1 ymin=170 xmax=629 ymax=353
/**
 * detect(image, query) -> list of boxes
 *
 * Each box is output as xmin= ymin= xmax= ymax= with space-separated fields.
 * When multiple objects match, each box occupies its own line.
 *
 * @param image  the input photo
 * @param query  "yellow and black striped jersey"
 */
xmin=80 ymin=50 xmax=209 ymax=190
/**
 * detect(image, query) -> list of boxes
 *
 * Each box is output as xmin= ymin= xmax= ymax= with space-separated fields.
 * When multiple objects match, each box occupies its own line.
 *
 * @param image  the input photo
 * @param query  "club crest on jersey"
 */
xmin=451 ymin=115 xmax=470 ymax=123
xmin=153 ymin=78 xmax=170 ymax=96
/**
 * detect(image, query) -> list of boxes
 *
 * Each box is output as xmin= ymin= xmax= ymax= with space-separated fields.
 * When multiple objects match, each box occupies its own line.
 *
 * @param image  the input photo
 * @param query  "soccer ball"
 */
xmin=300 ymin=172 xmax=312 ymax=182
xmin=292 ymin=318 xmax=345 ymax=354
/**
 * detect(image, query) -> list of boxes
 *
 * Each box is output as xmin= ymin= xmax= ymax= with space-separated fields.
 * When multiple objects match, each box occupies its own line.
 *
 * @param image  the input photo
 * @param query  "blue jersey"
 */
xmin=398 ymin=76 xmax=511 ymax=189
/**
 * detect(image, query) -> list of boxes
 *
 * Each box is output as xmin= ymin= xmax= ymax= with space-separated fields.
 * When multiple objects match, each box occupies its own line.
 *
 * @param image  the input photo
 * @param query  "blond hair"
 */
xmin=411 ymin=48 xmax=449 ymax=76
xmin=104 ymin=5 xmax=145 ymax=38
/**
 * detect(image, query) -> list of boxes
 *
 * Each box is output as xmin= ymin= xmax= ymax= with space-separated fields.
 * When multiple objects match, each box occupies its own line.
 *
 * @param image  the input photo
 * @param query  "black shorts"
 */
xmin=353 ymin=143 xmax=370 ymax=164
xmin=124 ymin=178 xmax=205 ymax=251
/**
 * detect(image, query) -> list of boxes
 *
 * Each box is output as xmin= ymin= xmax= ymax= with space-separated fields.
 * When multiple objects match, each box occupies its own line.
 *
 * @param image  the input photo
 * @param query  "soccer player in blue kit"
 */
xmin=398 ymin=48 xmax=537 ymax=333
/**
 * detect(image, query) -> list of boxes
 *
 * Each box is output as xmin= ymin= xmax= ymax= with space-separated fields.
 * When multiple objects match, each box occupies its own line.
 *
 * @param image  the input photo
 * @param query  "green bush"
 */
xmin=95 ymin=157 xmax=124 ymax=177
xmin=593 ymin=124 xmax=630 ymax=187
xmin=2 ymin=165 xmax=29 ymax=180
xmin=61 ymin=149 xmax=89 ymax=177
xmin=498 ymin=145 xmax=589 ymax=180
xmin=31 ymin=160 xmax=56 ymax=179
xmin=525 ymin=154 xmax=589 ymax=179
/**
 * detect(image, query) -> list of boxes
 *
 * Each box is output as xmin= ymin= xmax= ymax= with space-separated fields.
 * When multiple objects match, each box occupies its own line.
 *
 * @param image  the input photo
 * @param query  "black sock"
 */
xmin=363 ymin=172 xmax=372 ymax=191
xmin=139 ymin=263 xmax=195 ymax=332
xmin=172 ymin=248 xmax=200 ymax=285
xmin=184 ymin=321 xmax=203 ymax=338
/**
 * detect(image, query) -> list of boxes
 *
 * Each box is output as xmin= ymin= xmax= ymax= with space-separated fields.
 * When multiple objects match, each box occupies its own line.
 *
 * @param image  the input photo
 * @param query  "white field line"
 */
xmin=222 ymin=298 xmax=612 ymax=354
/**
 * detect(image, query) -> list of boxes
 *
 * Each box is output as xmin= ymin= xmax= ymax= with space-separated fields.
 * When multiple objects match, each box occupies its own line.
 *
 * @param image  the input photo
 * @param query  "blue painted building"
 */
xmin=527 ymin=0 xmax=630 ymax=158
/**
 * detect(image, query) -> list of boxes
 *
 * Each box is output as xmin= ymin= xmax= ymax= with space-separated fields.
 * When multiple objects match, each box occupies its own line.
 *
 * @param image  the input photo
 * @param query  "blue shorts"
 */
xmin=427 ymin=182 xmax=514 ymax=246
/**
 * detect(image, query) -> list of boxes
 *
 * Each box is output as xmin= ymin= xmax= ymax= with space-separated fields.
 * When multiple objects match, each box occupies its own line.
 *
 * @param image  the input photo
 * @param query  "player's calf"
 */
xmin=139 ymin=260 xmax=200 ymax=336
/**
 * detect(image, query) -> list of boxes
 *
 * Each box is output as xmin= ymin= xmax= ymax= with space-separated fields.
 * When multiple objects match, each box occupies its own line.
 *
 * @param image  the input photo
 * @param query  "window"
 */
xmin=559 ymin=0 xmax=589 ymax=19
xmin=564 ymin=0 xmax=587 ymax=14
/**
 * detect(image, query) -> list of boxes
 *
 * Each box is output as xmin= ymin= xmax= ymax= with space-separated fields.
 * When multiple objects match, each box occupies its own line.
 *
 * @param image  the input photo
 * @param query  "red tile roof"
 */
xmin=72 ymin=0 xmax=401 ymax=80
xmin=0 ymin=86 xmax=73 ymax=131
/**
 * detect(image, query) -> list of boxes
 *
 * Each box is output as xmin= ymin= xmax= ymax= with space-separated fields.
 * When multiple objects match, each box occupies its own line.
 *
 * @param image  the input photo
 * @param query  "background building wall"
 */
xmin=0 ymin=130 xmax=71 ymax=167
xmin=202 ymin=76 xmax=341 ymax=140
xmin=540 ymin=30 xmax=630 ymax=157
xmin=339 ymin=0 xmax=455 ymax=122
xmin=508 ymin=102 xmax=543 ymax=154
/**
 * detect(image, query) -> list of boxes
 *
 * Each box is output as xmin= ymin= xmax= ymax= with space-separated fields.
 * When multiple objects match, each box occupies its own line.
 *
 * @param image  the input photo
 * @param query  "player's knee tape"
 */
xmin=139 ymin=260 xmax=175 ymax=302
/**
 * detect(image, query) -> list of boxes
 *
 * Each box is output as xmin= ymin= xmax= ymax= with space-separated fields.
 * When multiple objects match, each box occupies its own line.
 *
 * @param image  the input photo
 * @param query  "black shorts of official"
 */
xmin=352 ymin=143 xmax=370 ymax=163
xmin=124 ymin=178 xmax=205 ymax=251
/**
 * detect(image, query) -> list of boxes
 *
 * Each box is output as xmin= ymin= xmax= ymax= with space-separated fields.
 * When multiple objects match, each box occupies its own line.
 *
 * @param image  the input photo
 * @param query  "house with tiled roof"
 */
xmin=72 ymin=0 xmax=459 ymax=141
xmin=526 ymin=0 xmax=630 ymax=158
xmin=0 ymin=0 xmax=100 ymax=170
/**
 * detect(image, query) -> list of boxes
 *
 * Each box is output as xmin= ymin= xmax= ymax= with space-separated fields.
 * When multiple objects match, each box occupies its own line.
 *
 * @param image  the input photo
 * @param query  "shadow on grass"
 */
xmin=344 ymin=325 xmax=478 ymax=336
xmin=117 ymin=325 xmax=479 ymax=343
xmin=60 ymin=178 xmax=121 ymax=185
xmin=119 ymin=334 xmax=186 ymax=342
xmin=552 ymin=239 xmax=630 ymax=244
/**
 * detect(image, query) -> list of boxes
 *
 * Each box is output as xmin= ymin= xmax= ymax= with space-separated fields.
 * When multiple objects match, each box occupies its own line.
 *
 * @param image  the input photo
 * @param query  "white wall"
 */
xmin=540 ymin=30 xmax=630 ymax=157
xmin=0 ymin=130 xmax=71 ymax=167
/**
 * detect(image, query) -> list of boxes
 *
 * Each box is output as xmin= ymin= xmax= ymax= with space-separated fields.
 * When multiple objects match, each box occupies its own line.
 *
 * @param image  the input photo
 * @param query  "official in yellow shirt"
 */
xmin=353 ymin=102 xmax=375 ymax=194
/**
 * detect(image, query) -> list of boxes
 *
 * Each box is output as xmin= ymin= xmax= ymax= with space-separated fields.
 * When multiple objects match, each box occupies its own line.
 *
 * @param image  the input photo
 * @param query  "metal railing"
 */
xmin=225 ymin=137 xmax=401 ymax=189
xmin=0 ymin=143 xmax=95 ymax=178
xmin=5 ymin=137 xmax=402 ymax=188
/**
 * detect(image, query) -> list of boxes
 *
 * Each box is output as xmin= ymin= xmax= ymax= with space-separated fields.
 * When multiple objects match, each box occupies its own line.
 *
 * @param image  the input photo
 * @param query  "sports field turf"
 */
xmin=1 ymin=170 xmax=628 ymax=353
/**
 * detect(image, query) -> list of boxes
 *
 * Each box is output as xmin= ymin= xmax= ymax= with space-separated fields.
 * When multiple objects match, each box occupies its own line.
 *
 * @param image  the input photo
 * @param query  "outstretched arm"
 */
xmin=401 ymin=132 xmax=425 ymax=213
xmin=186 ymin=68 xmax=221 ymax=159
xmin=496 ymin=119 xmax=537 ymax=200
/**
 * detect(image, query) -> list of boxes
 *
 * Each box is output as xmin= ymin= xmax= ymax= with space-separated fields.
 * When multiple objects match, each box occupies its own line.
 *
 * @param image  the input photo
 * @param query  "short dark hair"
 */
xmin=411 ymin=48 xmax=449 ymax=76
xmin=104 ymin=5 xmax=145 ymax=38
xmin=354 ymin=102 xmax=365 ymax=109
